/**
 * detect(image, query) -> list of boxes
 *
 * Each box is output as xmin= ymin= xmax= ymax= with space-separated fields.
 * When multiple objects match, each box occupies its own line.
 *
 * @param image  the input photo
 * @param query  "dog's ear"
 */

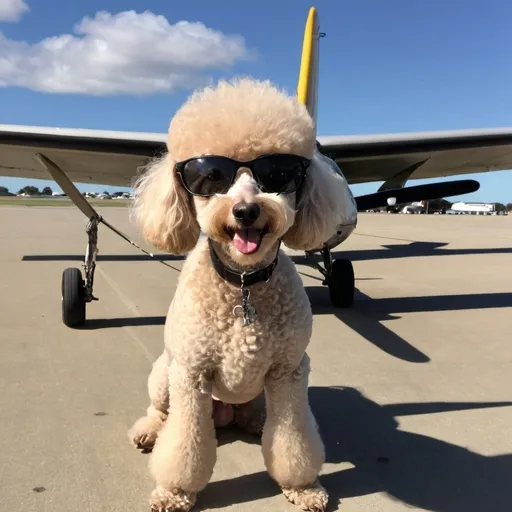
xmin=282 ymin=151 xmax=354 ymax=251
xmin=131 ymin=153 xmax=200 ymax=255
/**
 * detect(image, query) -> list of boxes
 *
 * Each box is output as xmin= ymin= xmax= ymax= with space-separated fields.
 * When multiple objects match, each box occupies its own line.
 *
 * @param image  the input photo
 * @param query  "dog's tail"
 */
xmin=296 ymin=6 xmax=321 ymax=136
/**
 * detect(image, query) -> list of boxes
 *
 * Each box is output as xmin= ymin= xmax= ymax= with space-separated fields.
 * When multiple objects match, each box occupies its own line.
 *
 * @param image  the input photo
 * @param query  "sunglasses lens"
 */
xmin=254 ymin=155 xmax=307 ymax=193
xmin=181 ymin=157 xmax=235 ymax=196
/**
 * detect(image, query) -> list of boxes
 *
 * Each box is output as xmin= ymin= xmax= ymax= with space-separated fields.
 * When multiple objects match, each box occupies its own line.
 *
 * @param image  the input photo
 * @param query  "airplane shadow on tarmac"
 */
xmin=82 ymin=287 xmax=512 ymax=365
xmin=203 ymin=387 xmax=512 ymax=512
xmin=291 ymin=240 xmax=512 ymax=265
xmin=22 ymin=240 xmax=512 ymax=264
xmin=289 ymin=238 xmax=512 ymax=364
xmin=305 ymin=285 xmax=512 ymax=364
xmin=25 ymin=240 xmax=512 ymax=364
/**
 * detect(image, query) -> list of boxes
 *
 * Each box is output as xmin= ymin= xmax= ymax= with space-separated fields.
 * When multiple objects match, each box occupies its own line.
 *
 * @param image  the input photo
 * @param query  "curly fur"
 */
xmin=130 ymin=154 xmax=200 ymax=254
xmin=128 ymin=77 xmax=349 ymax=511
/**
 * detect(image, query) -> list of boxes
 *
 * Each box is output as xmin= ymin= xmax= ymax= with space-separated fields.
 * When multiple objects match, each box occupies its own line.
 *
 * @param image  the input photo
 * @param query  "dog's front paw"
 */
xmin=281 ymin=479 xmax=328 ymax=512
xmin=128 ymin=415 xmax=164 ymax=450
xmin=150 ymin=486 xmax=196 ymax=512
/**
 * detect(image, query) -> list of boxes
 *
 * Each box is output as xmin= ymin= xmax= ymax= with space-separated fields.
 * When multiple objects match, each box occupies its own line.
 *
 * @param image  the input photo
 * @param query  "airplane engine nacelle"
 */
xmin=314 ymin=148 xmax=358 ymax=251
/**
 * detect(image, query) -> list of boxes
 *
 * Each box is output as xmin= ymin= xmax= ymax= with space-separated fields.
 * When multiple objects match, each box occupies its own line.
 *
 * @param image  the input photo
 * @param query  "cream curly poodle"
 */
xmin=128 ymin=77 xmax=348 ymax=511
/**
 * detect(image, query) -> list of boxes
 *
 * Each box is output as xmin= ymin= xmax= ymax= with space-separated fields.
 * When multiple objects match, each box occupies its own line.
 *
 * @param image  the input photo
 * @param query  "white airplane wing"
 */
xmin=2 ymin=124 xmax=512 ymax=188
xmin=0 ymin=124 xmax=166 ymax=188
xmin=319 ymin=127 xmax=512 ymax=187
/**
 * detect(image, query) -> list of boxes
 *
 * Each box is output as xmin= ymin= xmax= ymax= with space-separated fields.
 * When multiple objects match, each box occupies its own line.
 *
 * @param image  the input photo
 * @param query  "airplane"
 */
xmin=1 ymin=6 xmax=512 ymax=328
xmin=385 ymin=201 xmax=426 ymax=215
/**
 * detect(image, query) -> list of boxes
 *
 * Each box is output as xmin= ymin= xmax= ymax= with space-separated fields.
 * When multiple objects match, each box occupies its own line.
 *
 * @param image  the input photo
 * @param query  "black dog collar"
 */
xmin=208 ymin=237 xmax=280 ymax=287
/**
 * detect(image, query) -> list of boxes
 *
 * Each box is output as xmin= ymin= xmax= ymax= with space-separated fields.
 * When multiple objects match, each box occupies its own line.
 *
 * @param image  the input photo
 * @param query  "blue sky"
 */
xmin=1 ymin=0 xmax=512 ymax=203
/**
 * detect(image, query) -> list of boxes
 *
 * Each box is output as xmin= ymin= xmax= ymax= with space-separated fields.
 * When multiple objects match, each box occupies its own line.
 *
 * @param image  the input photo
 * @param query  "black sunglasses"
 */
xmin=174 ymin=154 xmax=310 ymax=197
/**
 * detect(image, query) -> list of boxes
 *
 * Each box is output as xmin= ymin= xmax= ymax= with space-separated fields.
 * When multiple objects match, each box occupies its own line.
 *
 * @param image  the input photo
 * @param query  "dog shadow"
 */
xmin=200 ymin=386 xmax=512 ymax=511
xmin=216 ymin=426 xmax=261 ymax=448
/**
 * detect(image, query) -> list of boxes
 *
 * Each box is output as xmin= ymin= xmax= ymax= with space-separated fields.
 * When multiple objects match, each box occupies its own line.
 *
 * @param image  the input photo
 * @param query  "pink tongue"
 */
xmin=233 ymin=228 xmax=260 ymax=254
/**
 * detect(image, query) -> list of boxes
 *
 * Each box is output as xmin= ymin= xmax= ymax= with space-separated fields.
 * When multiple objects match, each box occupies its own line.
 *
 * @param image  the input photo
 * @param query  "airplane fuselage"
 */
xmin=315 ymin=150 xmax=358 ymax=251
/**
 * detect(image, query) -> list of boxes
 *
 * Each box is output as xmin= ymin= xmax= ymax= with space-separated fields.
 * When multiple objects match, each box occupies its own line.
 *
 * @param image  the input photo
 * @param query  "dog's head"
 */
xmin=132 ymin=78 xmax=347 ymax=267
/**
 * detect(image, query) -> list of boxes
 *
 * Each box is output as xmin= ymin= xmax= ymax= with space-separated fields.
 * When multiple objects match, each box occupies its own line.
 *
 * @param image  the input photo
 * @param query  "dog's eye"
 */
xmin=266 ymin=168 xmax=289 ymax=187
xmin=206 ymin=168 xmax=223 ymax=182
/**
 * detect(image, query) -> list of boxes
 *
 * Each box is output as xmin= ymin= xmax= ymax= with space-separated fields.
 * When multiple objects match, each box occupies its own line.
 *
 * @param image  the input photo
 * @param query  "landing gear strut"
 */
xmin=61 ymin=217 xmax=99 ymax=327
xmin=35 ymin=152 xmax=177 ymax=328
xmin=306 ymin=247 xmax=355 ymax=308
xmin=35 ymin=153 xmax=101 ymax=328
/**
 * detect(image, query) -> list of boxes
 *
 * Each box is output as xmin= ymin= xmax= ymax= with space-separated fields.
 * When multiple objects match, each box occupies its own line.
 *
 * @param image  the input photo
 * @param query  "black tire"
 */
xmin=328 ymin=258 xmax=355 ymax=308
xmin=61 ymin=267 xmax=86 ymax=327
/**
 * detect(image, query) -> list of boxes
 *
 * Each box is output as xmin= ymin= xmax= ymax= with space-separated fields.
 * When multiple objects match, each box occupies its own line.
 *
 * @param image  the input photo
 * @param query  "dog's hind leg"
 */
xmin=148 ymin=361 xmax=216 ymax=512
xmin=128 ymin=349 xmax=170 ymax=451
xmin=262 ymin=354 xmax=328 ymax=512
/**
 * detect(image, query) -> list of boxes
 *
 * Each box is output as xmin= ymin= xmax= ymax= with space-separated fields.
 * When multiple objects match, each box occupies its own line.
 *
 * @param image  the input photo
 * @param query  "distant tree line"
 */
xmin=0 ymin=185 xmax=134 ymax=197
xmin=1 ymin=185 xmax=511 ymax=212
xmin=0 ymin=185 xmax=54 ymax=196
xmin=15 ymin=185 xmax=54 ymax=195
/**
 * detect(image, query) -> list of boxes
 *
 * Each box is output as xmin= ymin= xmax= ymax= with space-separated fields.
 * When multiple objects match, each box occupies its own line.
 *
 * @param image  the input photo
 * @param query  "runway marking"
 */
xmin=96 ymin=265 xmax=155 ymax=363
xmin=353 ymin=232 xmax=426 ymax=243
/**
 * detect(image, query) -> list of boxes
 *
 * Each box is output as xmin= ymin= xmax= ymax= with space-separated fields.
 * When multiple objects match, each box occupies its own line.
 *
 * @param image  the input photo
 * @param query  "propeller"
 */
xmin=355 ymin=179 xmax=480 ymax=211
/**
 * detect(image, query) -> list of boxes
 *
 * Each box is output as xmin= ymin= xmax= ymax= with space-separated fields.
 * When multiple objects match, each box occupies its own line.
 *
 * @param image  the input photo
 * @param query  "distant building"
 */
xmin=447 ymin=202 xmax=497 ymax=215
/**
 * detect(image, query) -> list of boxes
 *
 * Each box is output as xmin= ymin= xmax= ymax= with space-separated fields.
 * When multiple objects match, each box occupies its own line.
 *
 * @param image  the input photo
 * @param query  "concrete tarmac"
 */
xmin=1 ymin=206 xmax=511 ymax=512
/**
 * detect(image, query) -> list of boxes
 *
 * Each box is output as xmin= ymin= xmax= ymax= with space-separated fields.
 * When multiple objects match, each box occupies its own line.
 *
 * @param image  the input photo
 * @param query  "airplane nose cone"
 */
xmin=232 ymin=202 xmax=260 ymax=226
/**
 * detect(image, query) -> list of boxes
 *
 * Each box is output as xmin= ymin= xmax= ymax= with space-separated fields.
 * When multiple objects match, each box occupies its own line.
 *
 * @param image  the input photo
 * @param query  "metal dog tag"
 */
xmin=233 ymin=304 xmax=257 ymax=326
xmin=232 ymin=274 xmax=258 ymax=327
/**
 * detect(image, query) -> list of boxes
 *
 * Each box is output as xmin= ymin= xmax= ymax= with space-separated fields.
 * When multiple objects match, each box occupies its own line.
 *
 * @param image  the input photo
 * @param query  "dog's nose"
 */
xmin=232 ymin=202 xmax=260 ymax=226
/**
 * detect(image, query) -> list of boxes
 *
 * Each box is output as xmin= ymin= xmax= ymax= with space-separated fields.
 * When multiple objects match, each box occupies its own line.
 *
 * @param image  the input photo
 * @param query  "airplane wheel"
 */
xmin=61 ymin=267 xmax=86 ymax=328
xmin=328 ymin=258 xmax=355 ymax=308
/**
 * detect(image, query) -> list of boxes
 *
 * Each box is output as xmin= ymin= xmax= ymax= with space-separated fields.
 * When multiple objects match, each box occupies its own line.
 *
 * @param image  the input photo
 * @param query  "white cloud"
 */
xmin=0 ymin=0 xmax=29 ymax=22
xmin=0 ymin=10 xmax=253 ymax=95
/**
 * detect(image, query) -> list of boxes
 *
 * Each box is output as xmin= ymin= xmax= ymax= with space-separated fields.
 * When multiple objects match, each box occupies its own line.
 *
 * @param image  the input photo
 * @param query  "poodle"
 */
xmin=128 ymin=77 xmax=349 ymax=511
